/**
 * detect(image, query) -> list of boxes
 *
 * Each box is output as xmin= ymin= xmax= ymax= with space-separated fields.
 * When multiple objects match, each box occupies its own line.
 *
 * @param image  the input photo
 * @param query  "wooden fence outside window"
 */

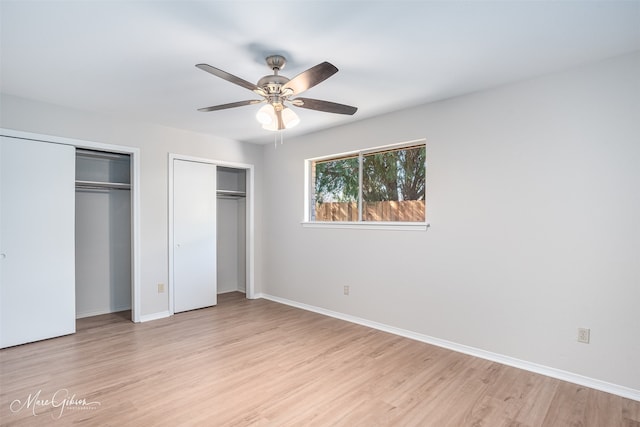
xmin=314 ymin=200 xmax=425 ymax=222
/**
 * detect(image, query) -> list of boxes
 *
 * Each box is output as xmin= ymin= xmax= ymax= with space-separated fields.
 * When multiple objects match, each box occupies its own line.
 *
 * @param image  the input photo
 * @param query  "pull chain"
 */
xmin=273 ymin=131 xmax=285 ymax=148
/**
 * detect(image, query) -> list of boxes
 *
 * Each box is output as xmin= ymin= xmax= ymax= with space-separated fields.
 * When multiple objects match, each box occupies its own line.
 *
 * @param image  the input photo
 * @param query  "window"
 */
xmin=307 ymin=141 xmax=426 ymax=228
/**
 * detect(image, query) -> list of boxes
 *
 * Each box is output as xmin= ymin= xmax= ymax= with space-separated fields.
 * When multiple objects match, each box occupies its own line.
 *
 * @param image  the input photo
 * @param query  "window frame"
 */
xmin=303 ymin=139 xmax=429 ymax=231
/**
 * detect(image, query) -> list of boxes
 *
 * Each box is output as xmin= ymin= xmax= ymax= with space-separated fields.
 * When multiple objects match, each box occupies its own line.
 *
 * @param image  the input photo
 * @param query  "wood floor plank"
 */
xmin=624 ymin=397 xmax=640 ymax=422
xmin=467 ymin=366 xmax=559 ymax=426
xmin=584 ymin=387 xmax=623 ymax=426
xmin=1 ymin=292 xmax=638 ymax=426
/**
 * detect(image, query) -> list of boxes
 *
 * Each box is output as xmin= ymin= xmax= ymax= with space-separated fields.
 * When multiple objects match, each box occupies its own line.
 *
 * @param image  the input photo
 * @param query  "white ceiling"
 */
xmin=1 ymin=1 xmax=639 ymax=144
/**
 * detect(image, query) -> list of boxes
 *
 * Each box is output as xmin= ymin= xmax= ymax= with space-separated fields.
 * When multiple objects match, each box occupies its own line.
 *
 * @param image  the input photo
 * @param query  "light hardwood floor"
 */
xmin=1 ymin=292 xmax=638 ymax=426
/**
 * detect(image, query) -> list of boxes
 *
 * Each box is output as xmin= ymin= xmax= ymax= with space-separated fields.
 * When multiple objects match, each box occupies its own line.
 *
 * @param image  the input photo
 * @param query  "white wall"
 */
xmin=0 ymin=95 xmax=264 ymax=317
xmin=262 ymin=52 xmax=640 ymax=392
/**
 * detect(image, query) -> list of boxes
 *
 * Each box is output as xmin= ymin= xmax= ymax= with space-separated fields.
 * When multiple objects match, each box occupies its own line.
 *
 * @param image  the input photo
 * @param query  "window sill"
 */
xmin=301 ymin=221 xmax=430 ymax=231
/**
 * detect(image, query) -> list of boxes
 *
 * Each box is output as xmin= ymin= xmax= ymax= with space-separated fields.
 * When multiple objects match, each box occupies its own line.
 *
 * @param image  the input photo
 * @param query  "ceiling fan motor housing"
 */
xmin=259 ymin=55 xmax=294 ymax=103
xmin=257 ymin=74 xmax=290 ymax=95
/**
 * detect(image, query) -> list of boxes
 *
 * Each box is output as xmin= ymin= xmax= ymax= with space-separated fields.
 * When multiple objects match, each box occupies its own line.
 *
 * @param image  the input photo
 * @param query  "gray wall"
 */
xmin=217 ymin=197 xmax=246 ymax=293
xmin=217 ymin=167 xmax=247 ymax=294
xmin=75 ymin=152 xmax=132 ymax=318
xmin=262 ymin=52 xmax=640 ymax=391
xmin=76 ymin=188 xmax=132 ymax=317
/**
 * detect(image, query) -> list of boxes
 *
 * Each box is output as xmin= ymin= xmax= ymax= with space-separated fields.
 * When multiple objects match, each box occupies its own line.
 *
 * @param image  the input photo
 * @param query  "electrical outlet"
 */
xmin=343 ymin=285 xmax=350 ymax=296
xmin=577 ymin=328 xmax=590 ymax=344
xmin=158 ymin=283 xmax=165 ymax=293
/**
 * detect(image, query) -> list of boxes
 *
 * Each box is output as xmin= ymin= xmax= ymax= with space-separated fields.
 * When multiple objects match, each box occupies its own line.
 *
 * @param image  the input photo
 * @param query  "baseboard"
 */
xmin=76 ymin=305 xmax=132 ymax=319
xmin=217 ymin=289 xmax=246 ymax=294
xmin=257 ymin=293 xmax=640 ymax=402
xmin=139 ymin=310 xmax=171 ymax=323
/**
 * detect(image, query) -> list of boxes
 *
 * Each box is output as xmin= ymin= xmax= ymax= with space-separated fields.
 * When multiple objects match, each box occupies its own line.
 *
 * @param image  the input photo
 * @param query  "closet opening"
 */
xmin=216 ymin=166 xmax=247 ymax=300
xmin=75 ymin=149 xmax=133 ymax=322
xmin=169 ymin=154 xmax=254 ymax=315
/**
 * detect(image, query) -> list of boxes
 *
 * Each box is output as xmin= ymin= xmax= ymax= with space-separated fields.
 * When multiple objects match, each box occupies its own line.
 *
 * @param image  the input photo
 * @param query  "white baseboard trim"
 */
xmin=218 ymin=289 xmax=246 ymax=295
xmin=139 ymin=310 xmax=171 ymax=323
xmin=257 ymin=293 xmax=640 ymax=402
xmin=76 ymin=305 xmax=132 ymax=319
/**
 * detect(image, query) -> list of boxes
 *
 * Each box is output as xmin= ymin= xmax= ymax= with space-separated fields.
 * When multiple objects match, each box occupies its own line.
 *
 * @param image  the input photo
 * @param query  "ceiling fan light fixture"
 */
xmin=256 ymin=104 xmax=276 ymax=125
xmin=258 ymin=105 xmax=300 ymax=131
xmin=282 ymin=107 xmax=300 ymax=129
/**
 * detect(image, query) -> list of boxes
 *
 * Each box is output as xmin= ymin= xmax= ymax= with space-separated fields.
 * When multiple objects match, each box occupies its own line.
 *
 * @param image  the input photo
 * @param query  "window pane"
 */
xmin=362 ymin=145 xmax=425 ymax=222
xmin=312 ymin=156 xmax=359 ymax=221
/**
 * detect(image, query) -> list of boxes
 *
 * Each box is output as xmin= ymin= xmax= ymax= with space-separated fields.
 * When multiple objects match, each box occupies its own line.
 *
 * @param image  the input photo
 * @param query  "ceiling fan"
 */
xmin=196 ymin=55 xmax=357 ymax=131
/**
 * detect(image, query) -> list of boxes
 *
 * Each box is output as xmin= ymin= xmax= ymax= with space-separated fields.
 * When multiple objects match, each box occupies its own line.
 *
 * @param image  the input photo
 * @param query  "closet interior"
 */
xmin=75 ymin=149 xmax=132 ymax=319
xmin=216 ymin=166 xmax=247 ymax=296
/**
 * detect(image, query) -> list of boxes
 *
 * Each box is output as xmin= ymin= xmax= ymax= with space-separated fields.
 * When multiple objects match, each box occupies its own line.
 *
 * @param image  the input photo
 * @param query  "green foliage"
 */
xmin=314 ymin=157 xmax=359 ymax=203
xmin=363 ymin=151 xmax=399 ymax=201
xmin=398 ymin=146 xmax=426 ymax=201
xmin=314 ymin=145 xmax=425 ymax=204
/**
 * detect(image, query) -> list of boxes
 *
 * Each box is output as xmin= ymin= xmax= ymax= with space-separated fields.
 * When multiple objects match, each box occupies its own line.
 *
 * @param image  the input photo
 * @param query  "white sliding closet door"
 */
xmin=173 ymin=159 xmax=217 ymax=313
xmin=0 ymin=137 xmax=76 ymax=348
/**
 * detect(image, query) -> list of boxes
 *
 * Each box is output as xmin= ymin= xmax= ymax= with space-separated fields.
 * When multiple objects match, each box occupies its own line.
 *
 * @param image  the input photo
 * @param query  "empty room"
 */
xmin=1 ymin=1 xmax=639 ymax=425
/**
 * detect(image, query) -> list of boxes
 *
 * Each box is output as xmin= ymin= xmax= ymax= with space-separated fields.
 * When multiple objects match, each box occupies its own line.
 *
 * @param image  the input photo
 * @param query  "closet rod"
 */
xmin=76 ymin=180 xmax=131 ymax=190
xmin=217 ymin=195 xmax=246 ymax=200
xmin=217 ymin=190 xmax=246 ymax=198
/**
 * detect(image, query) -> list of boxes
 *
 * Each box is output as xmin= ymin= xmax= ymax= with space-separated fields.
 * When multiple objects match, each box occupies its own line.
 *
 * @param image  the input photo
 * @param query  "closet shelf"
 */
xmin=76 ymin=149 xmax=129 ymax=160
xmin=76 ymin=180 xmax=131 ymax=190
xmin=217 ymin=189 xmax=246 ymax=198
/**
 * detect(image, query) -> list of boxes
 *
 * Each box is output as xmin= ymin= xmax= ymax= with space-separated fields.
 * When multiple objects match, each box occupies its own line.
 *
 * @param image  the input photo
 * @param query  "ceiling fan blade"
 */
xmin=198 ymin=99 xmax=263 ymax=112
xmin=290 ymin=97 xmax=358 ymax=115
xmin=282 ymin=62 xmax=338 ymax=95
xmin=196 ymin=64 xmax=265 ymax=95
